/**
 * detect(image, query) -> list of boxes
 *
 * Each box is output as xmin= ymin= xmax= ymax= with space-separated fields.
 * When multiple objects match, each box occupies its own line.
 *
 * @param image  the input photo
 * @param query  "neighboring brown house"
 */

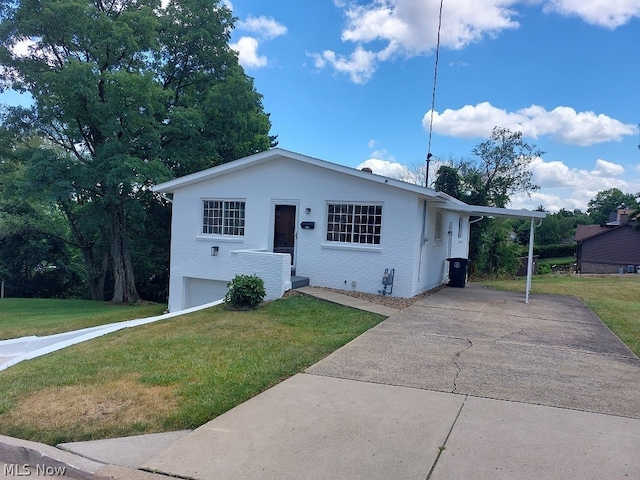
xmin=575 ymin=211 xmax=640 ymax=273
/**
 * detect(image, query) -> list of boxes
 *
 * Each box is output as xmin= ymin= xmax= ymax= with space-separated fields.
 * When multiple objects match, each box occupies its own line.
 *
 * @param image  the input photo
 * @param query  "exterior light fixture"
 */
xmin=211 ymin=246 xmax=219 ymax=256
xmin=305 ymin=207 xmax=311 ymax=214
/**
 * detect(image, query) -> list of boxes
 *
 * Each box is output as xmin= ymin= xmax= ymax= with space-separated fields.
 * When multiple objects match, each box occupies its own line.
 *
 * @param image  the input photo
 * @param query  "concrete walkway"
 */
xmin=2 ymin=285 xmax=640 ymax=479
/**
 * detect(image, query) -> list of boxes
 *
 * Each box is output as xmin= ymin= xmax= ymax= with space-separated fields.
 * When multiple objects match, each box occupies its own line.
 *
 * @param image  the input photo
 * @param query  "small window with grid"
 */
xmin=326 ymin=203 xmax=382 ymax=245
xmin=202 ymin=200 xmax=245 ymax=236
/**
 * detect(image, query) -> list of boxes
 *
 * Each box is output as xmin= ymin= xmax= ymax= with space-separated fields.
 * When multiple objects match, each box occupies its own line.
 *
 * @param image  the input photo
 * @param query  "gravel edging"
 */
xmin=289 ymin=285 xmax=446 ymax=310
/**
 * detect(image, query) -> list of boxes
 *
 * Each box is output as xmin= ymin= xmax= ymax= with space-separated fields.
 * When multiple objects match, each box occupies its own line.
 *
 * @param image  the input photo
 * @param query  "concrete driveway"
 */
xmin=64 ymin=285 xmax=640 ymax=479
xmin=308 ymin=284 xmax=640 ymax=419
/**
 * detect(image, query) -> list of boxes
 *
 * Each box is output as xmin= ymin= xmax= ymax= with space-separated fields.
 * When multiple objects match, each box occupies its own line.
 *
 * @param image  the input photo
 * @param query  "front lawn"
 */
xmin=479 ymin=274 xmax=640 ymax=356
xmin=0 ymin=298 xmax=167 ymax=340
xmin=0 ymin=294 xmax=385 ymax=445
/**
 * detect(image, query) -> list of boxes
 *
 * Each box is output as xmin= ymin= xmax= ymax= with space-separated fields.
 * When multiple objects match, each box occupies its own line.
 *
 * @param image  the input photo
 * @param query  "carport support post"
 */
xmin=525 ymin=217 xmax=535 ymax=304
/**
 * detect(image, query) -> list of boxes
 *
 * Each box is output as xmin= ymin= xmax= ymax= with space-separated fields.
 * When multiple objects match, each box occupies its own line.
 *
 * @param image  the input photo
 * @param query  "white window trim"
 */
xmin=325 ymin=202 xmax=383 ymax=246
xmin=200 ymin=198 xmax=246 ymax=237
xmin=321 ymin=243 xmax=382 ymax=253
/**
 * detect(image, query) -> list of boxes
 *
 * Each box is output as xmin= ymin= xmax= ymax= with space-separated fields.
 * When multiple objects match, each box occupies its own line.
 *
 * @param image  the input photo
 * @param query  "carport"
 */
xmin=447 ymin=204 xmax=547 ymax=303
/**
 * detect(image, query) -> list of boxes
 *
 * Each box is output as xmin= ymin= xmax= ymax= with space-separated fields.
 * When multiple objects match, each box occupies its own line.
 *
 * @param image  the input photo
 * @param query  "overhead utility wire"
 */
xmin=425 ymin=0 xmax=444 ymax=187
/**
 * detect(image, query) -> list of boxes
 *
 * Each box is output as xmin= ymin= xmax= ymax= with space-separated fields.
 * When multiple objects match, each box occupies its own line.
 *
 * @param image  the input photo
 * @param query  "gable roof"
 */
xmin=575 ymin=224 xmax=608 ymax=242
xmin=153 ymin=148 xmax=546 ymax=220
xmin=575 ymin=221 xmax=639 ymax=243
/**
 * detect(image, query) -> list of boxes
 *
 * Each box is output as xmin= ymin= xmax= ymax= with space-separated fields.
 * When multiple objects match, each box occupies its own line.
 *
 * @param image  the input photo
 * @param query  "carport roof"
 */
xmin=442 ymin=203 xmax=547 ymax=220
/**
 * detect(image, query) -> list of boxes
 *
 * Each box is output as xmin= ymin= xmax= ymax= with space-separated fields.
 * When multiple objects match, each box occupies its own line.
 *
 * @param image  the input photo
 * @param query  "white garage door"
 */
xmin=185 ymin=278 xmax=228 ymax=309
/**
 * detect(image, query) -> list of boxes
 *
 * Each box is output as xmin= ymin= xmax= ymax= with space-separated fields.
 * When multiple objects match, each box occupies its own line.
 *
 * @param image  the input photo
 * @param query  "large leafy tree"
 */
xmin=434 ymin=127 xmax=542 ymax=276
xmin=0 ymin=0 xmax=275 ymax=302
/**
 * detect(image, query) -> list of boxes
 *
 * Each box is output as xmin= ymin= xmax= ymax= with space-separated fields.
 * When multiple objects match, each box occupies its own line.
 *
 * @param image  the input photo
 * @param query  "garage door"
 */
xmin=185 ymin=278 xmax=228 ymax=309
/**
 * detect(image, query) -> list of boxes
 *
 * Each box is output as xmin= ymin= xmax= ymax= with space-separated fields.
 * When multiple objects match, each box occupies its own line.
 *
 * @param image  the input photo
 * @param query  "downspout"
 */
xmin=469 ymin=215 xmax=484 ymax=224
xmin=525 ymin=218 xmax=543 ymax=304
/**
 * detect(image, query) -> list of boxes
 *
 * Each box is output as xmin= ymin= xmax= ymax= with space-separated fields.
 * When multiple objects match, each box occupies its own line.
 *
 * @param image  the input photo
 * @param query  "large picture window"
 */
xmin=202 ymin=200 xmax=245 ymax=236
xmin=326 ymin=203 xmax=382 ymax=245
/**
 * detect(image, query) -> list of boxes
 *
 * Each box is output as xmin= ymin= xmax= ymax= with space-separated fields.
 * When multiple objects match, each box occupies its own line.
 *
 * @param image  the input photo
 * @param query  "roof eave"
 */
xmin=444 ymin=204 xmax=547 ymax=220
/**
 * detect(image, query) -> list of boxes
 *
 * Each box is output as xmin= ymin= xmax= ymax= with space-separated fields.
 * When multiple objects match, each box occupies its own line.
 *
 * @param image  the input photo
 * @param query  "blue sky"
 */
xmin=1 ymin=0 xmax=638 ymax=212
xmin=226 ymin=0 xmax=640 ymax=212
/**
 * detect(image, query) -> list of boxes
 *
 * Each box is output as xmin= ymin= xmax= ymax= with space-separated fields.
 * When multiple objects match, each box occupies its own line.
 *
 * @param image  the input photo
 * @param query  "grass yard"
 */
xmin=0 ymin=298 xmax=167 ymax=340
xmin=0 ymin=294 xmax=384 ymax=445
xmin=480 ymin=274 xmax=640 ymax=357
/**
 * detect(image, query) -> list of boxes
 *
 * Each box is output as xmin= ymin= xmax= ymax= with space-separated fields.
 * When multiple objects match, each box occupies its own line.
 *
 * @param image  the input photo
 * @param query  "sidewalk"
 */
xmin=2 ymin=285 xmax=639 ymax=479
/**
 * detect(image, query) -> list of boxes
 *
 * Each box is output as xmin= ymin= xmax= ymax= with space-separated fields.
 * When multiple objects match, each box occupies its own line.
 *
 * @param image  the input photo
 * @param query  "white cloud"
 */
xmin=230 ymin=37 xmax=267 ymax=68
xmin=356 ymin=158 xmax=421 ymax=184
xmin=594 ymin=158 xmax=625 ymax=176
xmin=313 ymin=0 xmax=519 ymax=82
xmin=422 ymin=102 xmax=638 ymax=146
xmin=313 ymin=0 xmax=640 ymax=82
xmin=510 ymin=156 xmax=639 ymax=211
xmin=543 ymin=0 xmax=640 ymax=29
xmin=237 ymin=15 xmax=287 ymax=39
xmin=309 ymin=47 xmax=379 ymax=84
xmin=231 ymin=16 xmax=286 ymax=69
xmin=356 ymin=154 xmax=451 ymax=187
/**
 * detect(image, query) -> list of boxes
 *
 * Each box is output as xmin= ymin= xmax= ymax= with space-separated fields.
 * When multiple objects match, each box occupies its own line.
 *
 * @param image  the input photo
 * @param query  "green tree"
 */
xmin=433 ymin=165 xmax=462 ymax=198
xmin=586 ymin=188 xmax=639 ymax=225
xmin=475 ymin=218 xmax=521 ymax=277
xmin=462 ymin=127 xmax=542 ymax=208
xmin=0 ymin=0 xmax=275 ymax=302
xmin=448 ymin=127 xmax=542 ymax=275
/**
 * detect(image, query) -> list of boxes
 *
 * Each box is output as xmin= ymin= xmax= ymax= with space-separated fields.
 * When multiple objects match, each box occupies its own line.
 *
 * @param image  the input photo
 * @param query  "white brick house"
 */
xmin=153 ymin=148 xmax=545 ymax=311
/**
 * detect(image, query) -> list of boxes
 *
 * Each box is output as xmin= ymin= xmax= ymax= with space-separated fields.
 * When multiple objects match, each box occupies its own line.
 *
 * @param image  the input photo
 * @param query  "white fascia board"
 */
xmin=444 ymin=204 xmax=547 ymax=219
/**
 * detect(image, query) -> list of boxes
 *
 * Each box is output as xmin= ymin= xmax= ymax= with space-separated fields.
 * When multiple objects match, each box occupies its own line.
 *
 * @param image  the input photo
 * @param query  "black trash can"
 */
xmin=446 ymin=258 xmax=468 ymax=288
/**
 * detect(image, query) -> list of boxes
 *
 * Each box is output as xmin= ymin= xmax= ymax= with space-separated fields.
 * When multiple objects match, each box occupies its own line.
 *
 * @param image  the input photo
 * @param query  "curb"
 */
xmin=0 ymin=434 xmax=105 ymax=479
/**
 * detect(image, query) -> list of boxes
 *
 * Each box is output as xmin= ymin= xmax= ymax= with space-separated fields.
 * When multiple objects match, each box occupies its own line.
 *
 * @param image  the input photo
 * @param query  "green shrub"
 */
xmin=537 ymin=264 xmax=552 ymax=275
xmin=224 ymin=274 xmax=266 ymax=309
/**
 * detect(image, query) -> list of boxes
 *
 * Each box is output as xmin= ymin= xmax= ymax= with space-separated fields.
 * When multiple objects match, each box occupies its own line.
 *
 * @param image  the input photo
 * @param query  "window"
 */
xmin=202 ymin=200 xmax=245 ymax=236
xmin=458 ymin=216 xmax=463 ymax=239
xmin=435 ymin=210 xmax=443 ymax=242
xmin=326 ymin=203 xmax=382 ymax=245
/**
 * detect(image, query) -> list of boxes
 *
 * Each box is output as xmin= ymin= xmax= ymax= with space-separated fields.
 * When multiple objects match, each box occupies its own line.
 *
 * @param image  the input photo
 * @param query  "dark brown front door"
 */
xmin=274 ymin=205 xmax=296 ymax=265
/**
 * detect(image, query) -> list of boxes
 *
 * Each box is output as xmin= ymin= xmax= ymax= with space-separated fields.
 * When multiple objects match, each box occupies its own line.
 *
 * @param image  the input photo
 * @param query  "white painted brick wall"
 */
xmin=166 ymin=156 xmax=471 ymax=310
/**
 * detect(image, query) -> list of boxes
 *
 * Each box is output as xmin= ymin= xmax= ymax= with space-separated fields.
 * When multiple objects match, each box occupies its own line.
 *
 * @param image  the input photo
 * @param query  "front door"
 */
xmin=273 ymin=205 xmax=296 ymax=266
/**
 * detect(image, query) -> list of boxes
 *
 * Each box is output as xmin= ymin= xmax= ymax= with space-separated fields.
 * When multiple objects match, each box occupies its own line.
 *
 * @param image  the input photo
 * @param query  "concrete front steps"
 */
xmin=291 ymin=276 xmax=310 ymax=289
